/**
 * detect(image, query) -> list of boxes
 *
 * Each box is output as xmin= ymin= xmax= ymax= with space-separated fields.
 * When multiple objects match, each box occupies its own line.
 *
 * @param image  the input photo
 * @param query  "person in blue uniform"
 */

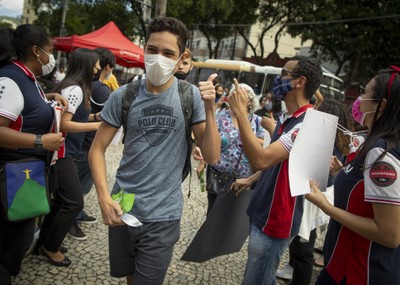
xmin=307 ymin=66 xmax=400 ymax=285
xmin=228 ymin=55 xmax=323 ymax=285
xmin=0 ymin=24 xmax=65 ymax=284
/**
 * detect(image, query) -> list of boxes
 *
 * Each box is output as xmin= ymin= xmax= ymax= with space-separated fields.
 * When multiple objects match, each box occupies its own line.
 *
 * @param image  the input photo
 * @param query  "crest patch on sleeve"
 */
xmin=370 ymin=161 xmax=397 ymax=187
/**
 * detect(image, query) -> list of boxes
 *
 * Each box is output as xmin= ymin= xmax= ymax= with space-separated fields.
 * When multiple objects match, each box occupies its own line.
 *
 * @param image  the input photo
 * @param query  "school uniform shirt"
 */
xmin=0 ymin=61 xmax=53 ymax=157
xmin=58 ymin=85 xmax=90 ymax=158
xmin=82 ymin=80 xmax=111 ymax=150
xmin=247 ymin=104 xmax=313 ymax=239
xmin=320 ymin=138 xmax=400 ymax=285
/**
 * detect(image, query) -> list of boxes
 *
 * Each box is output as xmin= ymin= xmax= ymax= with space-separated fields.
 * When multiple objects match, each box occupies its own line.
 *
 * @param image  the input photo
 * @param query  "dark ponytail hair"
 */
xmin=0 ymin=24 xmax=50 ymax=67
xmin=357 ymin=67 xmax=400 ymax=168
xmin=53 ymin=48 xmax=99 ymax=110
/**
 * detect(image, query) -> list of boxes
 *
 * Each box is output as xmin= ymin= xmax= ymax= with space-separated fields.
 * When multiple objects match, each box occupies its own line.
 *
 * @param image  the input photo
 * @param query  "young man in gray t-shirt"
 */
xmin=89 ymin=17 xmax=220 ymax=285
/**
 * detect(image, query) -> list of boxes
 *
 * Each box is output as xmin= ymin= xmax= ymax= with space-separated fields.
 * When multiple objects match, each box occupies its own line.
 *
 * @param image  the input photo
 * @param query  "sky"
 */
xmin=0 ymin=0 xmax=24 ymax=18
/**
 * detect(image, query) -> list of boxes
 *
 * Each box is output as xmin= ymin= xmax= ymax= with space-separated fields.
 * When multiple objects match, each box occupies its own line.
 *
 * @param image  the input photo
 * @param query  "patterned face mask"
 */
xmin=273 ymin=75 xmax=294 ymax=100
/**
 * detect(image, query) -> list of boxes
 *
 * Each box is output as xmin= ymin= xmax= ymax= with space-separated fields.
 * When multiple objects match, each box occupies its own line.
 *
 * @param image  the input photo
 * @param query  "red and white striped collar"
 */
xmin=12 ymin=60 xmax=36 ymax=80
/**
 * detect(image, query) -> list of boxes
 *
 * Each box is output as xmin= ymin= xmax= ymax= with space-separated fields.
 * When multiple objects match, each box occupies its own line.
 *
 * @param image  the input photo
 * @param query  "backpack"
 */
xmin=121 ymin=79 xmax=194 ymax=182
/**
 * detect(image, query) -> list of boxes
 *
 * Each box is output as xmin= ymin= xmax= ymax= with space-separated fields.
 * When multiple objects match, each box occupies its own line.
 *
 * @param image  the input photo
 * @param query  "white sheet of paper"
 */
xmin=51 ymin=106 xmax=63 ymax=165
xmin=289 ymin=109 xmax=338 ymax=196
xmin=111 ymin=126 xmax=123 ymax=145
xmin=263 ymin=131 xmax=271 ymax=148
xmin=121 ymin=213 xmax=143 ymax=227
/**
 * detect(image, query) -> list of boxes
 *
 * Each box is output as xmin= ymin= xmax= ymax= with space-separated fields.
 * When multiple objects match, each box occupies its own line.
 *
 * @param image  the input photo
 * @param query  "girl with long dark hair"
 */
xmin=307 ymin=66 xmax=400 ymax=284
xmin=34 ymin=48 xmax=101 ymax=267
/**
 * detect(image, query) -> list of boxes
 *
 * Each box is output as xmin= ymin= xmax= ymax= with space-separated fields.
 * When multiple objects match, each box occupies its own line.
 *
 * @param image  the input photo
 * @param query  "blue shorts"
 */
xmin=109 ymin=220 xmax=180 ymax=284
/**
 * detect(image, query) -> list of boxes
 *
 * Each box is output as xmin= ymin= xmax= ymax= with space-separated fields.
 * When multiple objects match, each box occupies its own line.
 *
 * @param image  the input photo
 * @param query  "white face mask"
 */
xmin=144 ymin=54 xmax=179 ymax=86
xmin=37 ymin=47 xmax=56 ymax=76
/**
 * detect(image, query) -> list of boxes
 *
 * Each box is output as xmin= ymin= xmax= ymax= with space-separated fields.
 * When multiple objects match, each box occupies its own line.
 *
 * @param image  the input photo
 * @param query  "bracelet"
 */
xmin=34 ymin=134 xmax=43 ymax=149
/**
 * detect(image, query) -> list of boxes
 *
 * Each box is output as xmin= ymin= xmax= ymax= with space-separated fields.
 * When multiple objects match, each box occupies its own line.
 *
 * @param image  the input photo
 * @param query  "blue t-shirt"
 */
xmin=101 ymin=78 xmax=205 ymax=222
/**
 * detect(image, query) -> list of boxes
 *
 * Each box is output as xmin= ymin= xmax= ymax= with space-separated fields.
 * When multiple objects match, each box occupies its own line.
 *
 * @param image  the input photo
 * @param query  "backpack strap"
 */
xmin=178 ymin=80 xmax=194 ymax=184
xmin=121 ymin=80 xmax=141 ymax=144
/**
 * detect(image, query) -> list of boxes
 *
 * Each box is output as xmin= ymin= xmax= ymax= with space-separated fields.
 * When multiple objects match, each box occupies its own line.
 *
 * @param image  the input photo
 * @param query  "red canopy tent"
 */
xmin=53 ymin=21 xmax=144 ymax=68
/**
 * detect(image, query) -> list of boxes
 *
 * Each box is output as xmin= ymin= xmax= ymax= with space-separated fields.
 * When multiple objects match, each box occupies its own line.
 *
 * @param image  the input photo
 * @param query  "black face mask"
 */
xmin=93 ymin=72 xmax=100 ymax=81
xmin=174 ymin=72 xmax=189 ymax=80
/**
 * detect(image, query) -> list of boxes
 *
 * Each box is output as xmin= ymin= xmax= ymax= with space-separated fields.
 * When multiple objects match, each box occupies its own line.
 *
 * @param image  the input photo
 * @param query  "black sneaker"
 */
xmin=80 ymin=212 xmax=98 ymax=224
xmin=67 ymin=223 xmax=87 ymax=241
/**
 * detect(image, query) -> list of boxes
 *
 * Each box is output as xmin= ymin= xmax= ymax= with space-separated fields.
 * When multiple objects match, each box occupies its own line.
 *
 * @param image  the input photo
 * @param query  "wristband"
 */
xmin=34 ymin=134 xmax=43 ymax=149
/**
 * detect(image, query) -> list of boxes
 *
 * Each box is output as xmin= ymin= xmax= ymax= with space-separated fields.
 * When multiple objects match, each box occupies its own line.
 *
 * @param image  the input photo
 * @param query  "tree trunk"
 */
xmin=155 ymin=0 xmax=167 ymax=18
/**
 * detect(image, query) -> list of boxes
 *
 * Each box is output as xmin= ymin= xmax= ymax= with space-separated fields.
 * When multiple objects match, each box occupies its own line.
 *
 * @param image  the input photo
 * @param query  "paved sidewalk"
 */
xmin=13 ymin=143 xmax=322 ymax=285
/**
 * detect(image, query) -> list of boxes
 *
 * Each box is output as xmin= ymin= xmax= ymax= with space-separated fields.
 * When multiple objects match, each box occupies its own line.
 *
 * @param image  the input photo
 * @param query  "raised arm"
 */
xmin=193 ymin=74 xmax=221 ymax=165
xmin=229 ymin=79 xmax=288 ymax=170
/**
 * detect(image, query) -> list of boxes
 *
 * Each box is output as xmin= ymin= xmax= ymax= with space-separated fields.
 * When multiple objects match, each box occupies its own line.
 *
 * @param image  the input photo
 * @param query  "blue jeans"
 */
xmin=241 ymin=223 xmax=293 ymax=285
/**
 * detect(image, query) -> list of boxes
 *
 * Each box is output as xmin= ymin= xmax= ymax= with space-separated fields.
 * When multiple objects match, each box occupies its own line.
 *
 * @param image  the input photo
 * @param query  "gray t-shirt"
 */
xmin=101 ymin=78 xmax=205 ymax=222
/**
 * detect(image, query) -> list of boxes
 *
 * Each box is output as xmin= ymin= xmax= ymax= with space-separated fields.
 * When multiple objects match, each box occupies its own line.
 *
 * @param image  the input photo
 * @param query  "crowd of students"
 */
xmin=0 ymin=16 xmax=399 ymax=285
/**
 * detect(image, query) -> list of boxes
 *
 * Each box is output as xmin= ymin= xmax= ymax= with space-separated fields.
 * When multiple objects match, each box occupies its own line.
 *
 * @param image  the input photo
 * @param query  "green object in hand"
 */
xmin=264 ymin=113 xmax=270 ymax=118
xmin=111 ymin=188 xmax=135 ymax=213
xmin=199 ymin=170 xmax=205 ymax=192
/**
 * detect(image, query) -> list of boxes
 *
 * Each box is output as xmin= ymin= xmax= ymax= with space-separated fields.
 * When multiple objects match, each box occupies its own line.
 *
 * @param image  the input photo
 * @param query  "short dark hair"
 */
xmin=146 ymin=17 xmax=189 ymax=55
xmin=291 ymin=55 xmax=322 ymax=100
xmin=95 ymin=47 xmax=116 ymax=70
xmin=0 ymin=24 xmax=50 ymax=67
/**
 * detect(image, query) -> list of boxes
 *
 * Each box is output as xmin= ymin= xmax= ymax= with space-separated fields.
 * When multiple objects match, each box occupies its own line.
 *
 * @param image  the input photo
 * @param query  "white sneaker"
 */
xmin=276 ymin=262 xmax=293 ymax=280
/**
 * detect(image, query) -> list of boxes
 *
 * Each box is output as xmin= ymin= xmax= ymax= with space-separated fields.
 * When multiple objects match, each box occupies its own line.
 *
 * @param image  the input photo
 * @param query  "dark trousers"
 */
xmin=289 ymin=228 xmax=317 ymax=285
xmin=207 ymin=192 xmax=217 ymax=215
xmin=0 ymin=214 xmax=35 ymax=283
xmin=73 ymin=149 xmax=94 ymax=221
xmin=37 ymin=157 xmax=83 ymax=252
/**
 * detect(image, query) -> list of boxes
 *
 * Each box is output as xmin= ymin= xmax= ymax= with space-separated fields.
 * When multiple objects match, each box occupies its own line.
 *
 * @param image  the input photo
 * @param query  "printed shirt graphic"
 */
xmin=137 ymin=104 xmax=178 ymax=146
xmin=101 ymin=79 xmax=205 ymax=222
xmin=323 ymin=139 xmax=400 ymax=285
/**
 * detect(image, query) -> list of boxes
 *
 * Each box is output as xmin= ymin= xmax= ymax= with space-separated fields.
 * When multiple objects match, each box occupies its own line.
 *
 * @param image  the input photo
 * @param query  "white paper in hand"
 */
xmin=121 ymin=213 xmax=143 ymax=227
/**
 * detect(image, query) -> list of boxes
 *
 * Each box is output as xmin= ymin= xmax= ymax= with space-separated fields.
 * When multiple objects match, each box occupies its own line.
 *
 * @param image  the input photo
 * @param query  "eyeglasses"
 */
xmin=94 ymin=66 xmax=101 ymax=72
xmin=281 ymin=68 xmax=301 ymax=78
xmin=358 ymin=85 xmax=378 ymax=99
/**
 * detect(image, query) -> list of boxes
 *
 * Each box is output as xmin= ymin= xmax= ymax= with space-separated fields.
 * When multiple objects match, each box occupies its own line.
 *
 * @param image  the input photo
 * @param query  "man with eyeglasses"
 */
xmin=228 ymin=55 xmax=322 ymax=285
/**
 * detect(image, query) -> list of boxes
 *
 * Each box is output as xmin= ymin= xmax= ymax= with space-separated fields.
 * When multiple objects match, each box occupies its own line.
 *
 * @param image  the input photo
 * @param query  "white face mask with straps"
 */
xmin=144 ymin=54 xmax=181 ymax=86
xmin=37 ymin=47 xmax=56 ymax=76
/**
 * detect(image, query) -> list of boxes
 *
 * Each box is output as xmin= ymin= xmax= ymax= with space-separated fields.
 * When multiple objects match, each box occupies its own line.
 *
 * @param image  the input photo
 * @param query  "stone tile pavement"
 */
xmin=12 ymin=143 xmax=323 ymax=285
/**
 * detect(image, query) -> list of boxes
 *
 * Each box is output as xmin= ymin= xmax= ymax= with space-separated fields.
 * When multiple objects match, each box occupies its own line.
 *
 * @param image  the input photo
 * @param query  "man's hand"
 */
xmin=192 ymin=145 xmax=203 ymax=161
xmin=260 ymin=114 xmax=276 ymax=135
xmin=198 ymin=73 xmax=218 ymax=103
xmin=98 ymin=196 xmax=124 ymax=226
xmin=228 ymin=78 xmax=249 ymax=118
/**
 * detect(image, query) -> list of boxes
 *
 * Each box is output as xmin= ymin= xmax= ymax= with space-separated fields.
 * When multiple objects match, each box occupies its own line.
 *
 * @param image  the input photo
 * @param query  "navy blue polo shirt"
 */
xmin=320 ymin=138 xmax=400 ymax=285
xmin=248 ymin=104 xmax=313 ymax=239
xmin=0 ymin=61 xmax=54 ymax=157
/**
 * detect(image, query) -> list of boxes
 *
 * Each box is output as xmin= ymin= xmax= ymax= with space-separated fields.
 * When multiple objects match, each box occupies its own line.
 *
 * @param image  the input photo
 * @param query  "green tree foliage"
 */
xmin=31 ymin=0 xmax=140 ymax=40
xmin=286 ymin=0 xmax=400 ymax=84
xmin=167 ymin=0 xmax=258 ymax=59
